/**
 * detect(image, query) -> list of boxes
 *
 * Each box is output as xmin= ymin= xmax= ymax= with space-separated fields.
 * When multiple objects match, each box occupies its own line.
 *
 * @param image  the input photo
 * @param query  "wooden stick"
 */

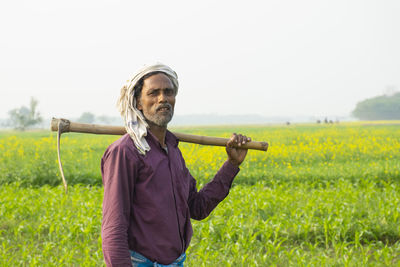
xmin=51 ymin=117 xmax=268 ymax=194
xmin=51 ymin=118 xmax=269 ymax=151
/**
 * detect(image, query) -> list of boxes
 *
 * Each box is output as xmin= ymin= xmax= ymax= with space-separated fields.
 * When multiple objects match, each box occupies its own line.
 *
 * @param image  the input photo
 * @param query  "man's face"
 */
xmin=137 ymin=73 xmax=176 ymax=128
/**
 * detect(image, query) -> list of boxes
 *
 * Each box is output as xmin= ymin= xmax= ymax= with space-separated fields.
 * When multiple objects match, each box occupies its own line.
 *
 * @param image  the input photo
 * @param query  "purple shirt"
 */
xmin=101 ymin=131 xmax=240 ymax=266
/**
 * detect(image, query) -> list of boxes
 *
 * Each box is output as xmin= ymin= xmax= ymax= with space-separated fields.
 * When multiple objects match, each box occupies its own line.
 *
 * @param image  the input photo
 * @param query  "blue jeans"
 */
xmin=130 ymin=250 xmax=186 ymax=267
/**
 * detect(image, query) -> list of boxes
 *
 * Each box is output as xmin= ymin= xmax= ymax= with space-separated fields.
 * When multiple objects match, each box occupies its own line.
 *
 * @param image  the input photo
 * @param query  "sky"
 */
xmin=1 ymin=0 xmax=399 ymax=121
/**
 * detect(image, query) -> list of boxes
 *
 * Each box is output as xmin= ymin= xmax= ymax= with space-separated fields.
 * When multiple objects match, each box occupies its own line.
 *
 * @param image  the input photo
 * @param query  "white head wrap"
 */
xmin=117 ymin=63 xmax=179 ymax=155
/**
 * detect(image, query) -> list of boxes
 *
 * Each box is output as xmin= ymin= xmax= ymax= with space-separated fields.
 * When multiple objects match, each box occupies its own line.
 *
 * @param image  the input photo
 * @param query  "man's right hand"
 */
xmin=226 ymin=133 xmax=251 ymax=167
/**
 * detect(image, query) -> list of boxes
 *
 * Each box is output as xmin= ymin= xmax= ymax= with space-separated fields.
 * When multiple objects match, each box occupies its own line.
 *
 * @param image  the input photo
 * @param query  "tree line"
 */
xmin=352 ymin=92 xmax=400 ymax=120
xmin=3 ymin=97 xmax=122 ymax=130
xmin=3 ymin=93 xmax=399 ymax=130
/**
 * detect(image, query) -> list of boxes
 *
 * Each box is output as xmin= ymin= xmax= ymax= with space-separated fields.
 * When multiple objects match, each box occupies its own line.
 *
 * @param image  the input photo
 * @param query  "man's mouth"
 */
xmin=157 ymin=105 xmax=171 ymax=112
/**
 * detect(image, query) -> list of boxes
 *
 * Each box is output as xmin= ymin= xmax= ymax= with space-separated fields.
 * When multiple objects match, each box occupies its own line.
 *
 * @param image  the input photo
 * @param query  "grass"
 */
xmin=0 ymin=122 xmax=399 ymax=266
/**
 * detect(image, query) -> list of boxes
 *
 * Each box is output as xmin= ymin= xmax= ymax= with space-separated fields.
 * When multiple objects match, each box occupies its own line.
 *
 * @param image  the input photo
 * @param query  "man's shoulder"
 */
xmin=103 ymin=134 xmax=138 ymax=160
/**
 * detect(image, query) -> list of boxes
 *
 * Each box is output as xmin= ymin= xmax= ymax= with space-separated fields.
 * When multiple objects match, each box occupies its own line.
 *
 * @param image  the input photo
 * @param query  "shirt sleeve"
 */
xmin=101 ymin=145 xmax=136 ymax=267
xmin=187 ymin=160 xmax=240 ymax=220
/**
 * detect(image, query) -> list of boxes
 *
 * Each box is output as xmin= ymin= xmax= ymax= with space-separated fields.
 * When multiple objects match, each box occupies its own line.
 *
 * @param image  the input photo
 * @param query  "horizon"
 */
xmin=0 ymin=112 xmax=356 ymax=130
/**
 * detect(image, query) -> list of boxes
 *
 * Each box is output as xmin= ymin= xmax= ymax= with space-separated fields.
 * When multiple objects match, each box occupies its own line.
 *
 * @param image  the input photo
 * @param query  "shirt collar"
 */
xmin=165 ymin=130 xmax=179 ymax=148
xmin=146 ymin=129 xmax=179 ymax=150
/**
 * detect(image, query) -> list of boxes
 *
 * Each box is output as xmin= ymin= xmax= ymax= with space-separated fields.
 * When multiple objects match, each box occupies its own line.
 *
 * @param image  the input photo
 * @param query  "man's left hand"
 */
xmin=226 ymin=133 xmax=251 ymax=167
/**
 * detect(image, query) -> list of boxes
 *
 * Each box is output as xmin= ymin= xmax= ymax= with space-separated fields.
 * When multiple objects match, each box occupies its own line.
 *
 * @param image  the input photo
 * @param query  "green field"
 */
xmin=1 ymin=122 xmax=400 ymax=266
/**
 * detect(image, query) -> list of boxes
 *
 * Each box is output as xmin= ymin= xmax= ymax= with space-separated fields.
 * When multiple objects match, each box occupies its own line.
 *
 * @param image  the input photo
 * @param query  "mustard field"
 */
xmin=0 ymin=122 xmax=399 ymax=266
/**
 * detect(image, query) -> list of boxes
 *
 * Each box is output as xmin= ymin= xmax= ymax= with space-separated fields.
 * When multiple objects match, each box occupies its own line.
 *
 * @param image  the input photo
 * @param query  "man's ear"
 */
xmin=136 ymin=98 xmax=143 ymax=111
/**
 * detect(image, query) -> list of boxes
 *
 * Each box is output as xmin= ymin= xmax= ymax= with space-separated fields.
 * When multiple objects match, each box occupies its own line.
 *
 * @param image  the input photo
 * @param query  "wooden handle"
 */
xmin=51 ymin=118 xmax=268 ymax=151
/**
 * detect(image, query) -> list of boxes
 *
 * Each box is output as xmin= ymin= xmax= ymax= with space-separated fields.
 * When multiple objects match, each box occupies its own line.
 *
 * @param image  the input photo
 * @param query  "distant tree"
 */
xmin=352 ymin=92 xmax=400 ymax=120
xmin=8 ymin=97 xmax=43 ymax=131
xmin=97 ymin=115 xmax=113 ymax=124
xmin=77 ymin=112 xmax=95 ymax=123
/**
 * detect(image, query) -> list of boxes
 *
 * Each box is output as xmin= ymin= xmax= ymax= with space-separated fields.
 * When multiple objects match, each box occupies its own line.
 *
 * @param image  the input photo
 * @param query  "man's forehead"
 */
xmin=143 ymin=73 xmax=174 ymax=89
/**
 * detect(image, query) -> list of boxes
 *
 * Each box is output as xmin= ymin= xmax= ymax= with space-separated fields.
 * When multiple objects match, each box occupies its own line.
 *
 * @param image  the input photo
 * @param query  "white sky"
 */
xmin=1 ymin=0 xmax=399 ymax=120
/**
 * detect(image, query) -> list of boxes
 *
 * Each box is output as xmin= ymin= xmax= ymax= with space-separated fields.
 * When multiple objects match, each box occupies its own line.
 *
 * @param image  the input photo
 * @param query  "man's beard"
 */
xmin=142 ymin=103 xmax=174 ymax=128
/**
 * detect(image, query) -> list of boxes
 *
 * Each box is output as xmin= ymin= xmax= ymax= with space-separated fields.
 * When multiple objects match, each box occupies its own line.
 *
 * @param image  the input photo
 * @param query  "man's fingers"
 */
xmin=227 ymin=133 xmax=237 ymax=148
xmin=237 ymin=134 xmax=244 ymax=146
xmin=227 ymin=133 xmax=251 ymax=148
xmin=238 ymin=134 xmax=250 ymax=146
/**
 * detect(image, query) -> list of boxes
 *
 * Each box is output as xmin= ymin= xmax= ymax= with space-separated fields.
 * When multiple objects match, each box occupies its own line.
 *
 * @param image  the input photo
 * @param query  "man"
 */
xmin=101 ymin=63 xmax=250 ymax=266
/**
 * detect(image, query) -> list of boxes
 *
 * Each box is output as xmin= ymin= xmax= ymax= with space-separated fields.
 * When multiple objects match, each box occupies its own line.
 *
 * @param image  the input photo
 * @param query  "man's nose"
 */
xmin=158 ymin=91 xmax=168 ymax=102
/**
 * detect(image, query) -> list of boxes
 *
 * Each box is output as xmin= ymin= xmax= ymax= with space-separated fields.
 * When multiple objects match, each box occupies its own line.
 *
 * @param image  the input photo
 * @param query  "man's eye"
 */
xmin=166 ymin=89 xmax=175 ymax=96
